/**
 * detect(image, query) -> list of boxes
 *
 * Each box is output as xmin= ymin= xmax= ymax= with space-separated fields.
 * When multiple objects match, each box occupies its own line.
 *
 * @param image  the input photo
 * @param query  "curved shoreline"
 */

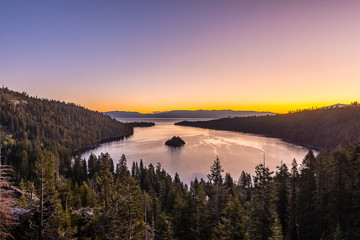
xmin=175 ymin=121 xmax=320 ymax=151
xmin=72 ymin=133 xmax=133 ymax=156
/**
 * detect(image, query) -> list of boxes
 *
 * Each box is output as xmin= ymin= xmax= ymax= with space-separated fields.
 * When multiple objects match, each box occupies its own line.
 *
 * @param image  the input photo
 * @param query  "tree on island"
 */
xmin=165 ymin=136 xmax=185 ymax=147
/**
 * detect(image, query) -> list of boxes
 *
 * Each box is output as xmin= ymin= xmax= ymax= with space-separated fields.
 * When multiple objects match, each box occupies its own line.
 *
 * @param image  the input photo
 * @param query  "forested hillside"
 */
xmin=0 ymin=87 xmax=132 ymax=181
xmin=176 ymin=103 xmax=360 ymax=149
xmin=1 ymin=88 xmax=360 ymax=239
xmin=4 ymin=139 xmax=360 ymax=239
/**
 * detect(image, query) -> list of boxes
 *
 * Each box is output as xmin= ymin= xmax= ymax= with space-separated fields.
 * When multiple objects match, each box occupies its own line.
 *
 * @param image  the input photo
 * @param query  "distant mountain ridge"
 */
xmin=105 ymin=110 xmax=274 ymax=119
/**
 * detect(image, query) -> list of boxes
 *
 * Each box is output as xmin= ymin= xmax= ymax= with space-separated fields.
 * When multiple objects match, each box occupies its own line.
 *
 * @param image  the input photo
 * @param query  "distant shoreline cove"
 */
xmin=72 ymin=134 xmax=132 ymax=156
xmin=72 ymin=122 xmax=156 ymax=156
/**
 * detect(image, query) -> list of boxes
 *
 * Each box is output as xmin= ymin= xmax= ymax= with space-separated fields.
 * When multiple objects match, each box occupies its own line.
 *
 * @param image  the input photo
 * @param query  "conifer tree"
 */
xmin=0 ymin=161 xmax=17 ymax=239
xmin=274 ymin=163 xmax=289 ymax=237
xmin=170 ymin=192 xmax=189 ymax=239
xmin=109 ymin=176 xmax=145 ymax=239
xmin=188 ymin=178 xmax=208 ymax=239
xmin=247 ymin=163 xmax=274 ymax=240
xmin=79 ymin=181 xmax=96 ymax=208
xmin=289 ymin=159 xmax=298 ymax=240
xmin=269 ymin=217 xmax=284 ymax=240
xmin=36 ymin=150 xmax=74 ymax=239
xmin=94 ymin=154 xmax=114 ymax=208
xmin=297 ymin=150 xmax=320 ymax=240
xmin=213 ymin=195 xmax=246 ymax=240
xmin=116 ymin=154 xmax=129 ymax=179
xmin=207 ymin=156 xmax=226 ymax=229
xmin=87 ymin=153 xmax=97 ymax=178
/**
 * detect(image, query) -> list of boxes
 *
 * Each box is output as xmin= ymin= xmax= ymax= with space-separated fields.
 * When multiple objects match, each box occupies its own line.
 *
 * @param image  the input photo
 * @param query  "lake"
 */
xmin=80 ymin=118 xmax=309 ymax=183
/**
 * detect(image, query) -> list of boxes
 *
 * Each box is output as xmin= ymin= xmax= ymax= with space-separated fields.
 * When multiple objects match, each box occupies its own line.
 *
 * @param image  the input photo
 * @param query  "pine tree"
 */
xmin=36 ymin=150 xmax=74 ymax=239
xmin=348 ymin=143 xmax=360 ymax=238
xmin=146 ymin=190 xmax=169 ymax=240
xmin=269 ymin=217 xmax=283 ymax=240
xmin=79 ymin=181 xmax=96 ymax=208
xmin=170 ymin=192 xmax=189 ymax=239
xmin=0 ymin=161 xmax=18 ymax=239
xmin=189 ymin=178 xmax=208 ymax=239
xmin=247 ymin=163 xmax=274 ymax=240
xmin=73 ymin=183 xmax=82 ymax=209
xmin=72 ymin=155 xmax=82 ymax=184
xmin=274 ymin=163 xmax=289 ymax=238
xmin=213 ymin=195 xmax=246 ymax=240
xmin=207 ymin=156 xmax=226 ymax=230
xmin=289 ymin=159 xmax=298 ymax=240
xmin=297 ymin=150 xmax=320 ymax=240
xmin=331 ymin=150 xmax=349 ymax=227
xmin=109 ymin=176 xmax=145 ymax=239
xmin=207 ymin=156 xmax=224 ymax=185
xmin=94 ymin=154 xmax=114 ymax=208
xmin=238 ymin=171 xmax=248 ymax=188
xmin=87 ymin=153 xmax=97 ymax=178
xmin=116 ymin=154 xmax=129 ymax=179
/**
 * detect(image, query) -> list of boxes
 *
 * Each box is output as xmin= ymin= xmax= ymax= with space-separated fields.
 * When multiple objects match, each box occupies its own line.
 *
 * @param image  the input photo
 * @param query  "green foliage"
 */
xmin=247 ymin=163 xmax=275 ymax=240
xmin=297 ymin=150 xmax=320 ymax=240
xmin=8 ymin=141 xmax=360 ymax=239
xmin=94 ymin=153 xmax=114 ymax=208
xmin=188 ymin=178 xmax=208 ymax=239
xmin=274 ymin=163 xmax=289 ymax=237
xmin=0 ymin=87 xmax=133 ymax=182
xmin=269 ymin=217 xmax=284 ymax=240
xmin=36 ymin=150 xmax=76 ymax=239
xmin=18 ymin=194 xmax=26 ymax=207
xmin=213 ymin=195 xmax=247 ymax=240
xmin=207 ymin=156 xmax=224 ymax=185
xmin=109 ymin=176 xmax=145 ymax=239
xmin=3 ymin=86 xmax=360 ymax=239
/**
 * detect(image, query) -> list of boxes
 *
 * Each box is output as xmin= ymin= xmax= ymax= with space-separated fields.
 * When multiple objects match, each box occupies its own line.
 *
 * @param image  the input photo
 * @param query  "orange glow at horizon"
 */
xmin=85 ymin=101 xmax=357 ymax=114
xmin=2 ymin=1 xmax=360 ymax=113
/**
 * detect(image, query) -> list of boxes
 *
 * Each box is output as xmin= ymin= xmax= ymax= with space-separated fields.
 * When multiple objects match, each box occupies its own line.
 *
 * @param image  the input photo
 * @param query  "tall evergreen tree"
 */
xmin=188 ymin=178 xmax=208 ymax=240
xmin=94 ymin=154 xmax=114 ymax=208
xmin=274 ymin=163 xmax=290 ymax=238
xmin=297 ymin=150 xmax=320 ymax=240
xmin=109 ymin=176 xmax=145 ymax=239
xmin=171 ymin=192 xmax=190 ymax=239
xmin=207 ymin=157 xmax=226 ymax=234
xmin=289 ymin=159 xmax=298 ymax=240
xmin=36 ymin=150 xmax=74 ymax=239
xmin=116 ymin=154 xmax=129 ymax=179
xmin=0 ymin=161 xmax=18 ymax=239
xmin=213 ymin=195 xmax=246 ymax=240
xmin=247 ymin=163 xmax=274 ymax=240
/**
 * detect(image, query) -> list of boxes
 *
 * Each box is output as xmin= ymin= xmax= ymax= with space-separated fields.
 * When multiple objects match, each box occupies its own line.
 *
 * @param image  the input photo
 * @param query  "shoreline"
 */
xmin=175 ymin=122 xmax=321 ymax=152
xmin=72 ymin=133 xmax=133 ymax=156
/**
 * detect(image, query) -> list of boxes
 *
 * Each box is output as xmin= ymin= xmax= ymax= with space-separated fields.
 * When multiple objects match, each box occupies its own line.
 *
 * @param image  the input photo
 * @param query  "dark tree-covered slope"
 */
xmin=0 ymin=87 xmax=132 ymax=180
xmin=0 ymin=87 xmax=132 ymax=150
xmin=176 ymin=103 xmax=360 ymax=149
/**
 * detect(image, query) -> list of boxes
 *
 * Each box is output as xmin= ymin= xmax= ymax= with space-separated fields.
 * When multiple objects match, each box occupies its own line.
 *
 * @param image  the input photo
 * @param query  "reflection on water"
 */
xmin=80 ymin=118 xmax=309 ymax=183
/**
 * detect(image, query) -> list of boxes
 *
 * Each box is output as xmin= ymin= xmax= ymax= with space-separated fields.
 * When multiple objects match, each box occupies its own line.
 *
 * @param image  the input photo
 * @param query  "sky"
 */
xmin=1 ymin=1 xmax=360 ymax=113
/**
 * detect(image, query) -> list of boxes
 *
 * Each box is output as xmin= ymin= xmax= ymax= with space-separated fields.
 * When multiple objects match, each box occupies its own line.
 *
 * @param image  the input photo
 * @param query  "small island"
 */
xmin=165 ymin=136 xmax=185 ymax=147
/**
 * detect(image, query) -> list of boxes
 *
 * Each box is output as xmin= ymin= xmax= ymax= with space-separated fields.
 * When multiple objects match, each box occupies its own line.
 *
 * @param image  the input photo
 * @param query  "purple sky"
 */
xmin=1 ymin=1 xmax=360 ymax=112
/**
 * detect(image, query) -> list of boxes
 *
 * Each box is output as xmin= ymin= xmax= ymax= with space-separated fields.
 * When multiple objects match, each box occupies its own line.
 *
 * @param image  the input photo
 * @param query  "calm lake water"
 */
xmin=81 ymin=118 xmax=309 ymax=183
